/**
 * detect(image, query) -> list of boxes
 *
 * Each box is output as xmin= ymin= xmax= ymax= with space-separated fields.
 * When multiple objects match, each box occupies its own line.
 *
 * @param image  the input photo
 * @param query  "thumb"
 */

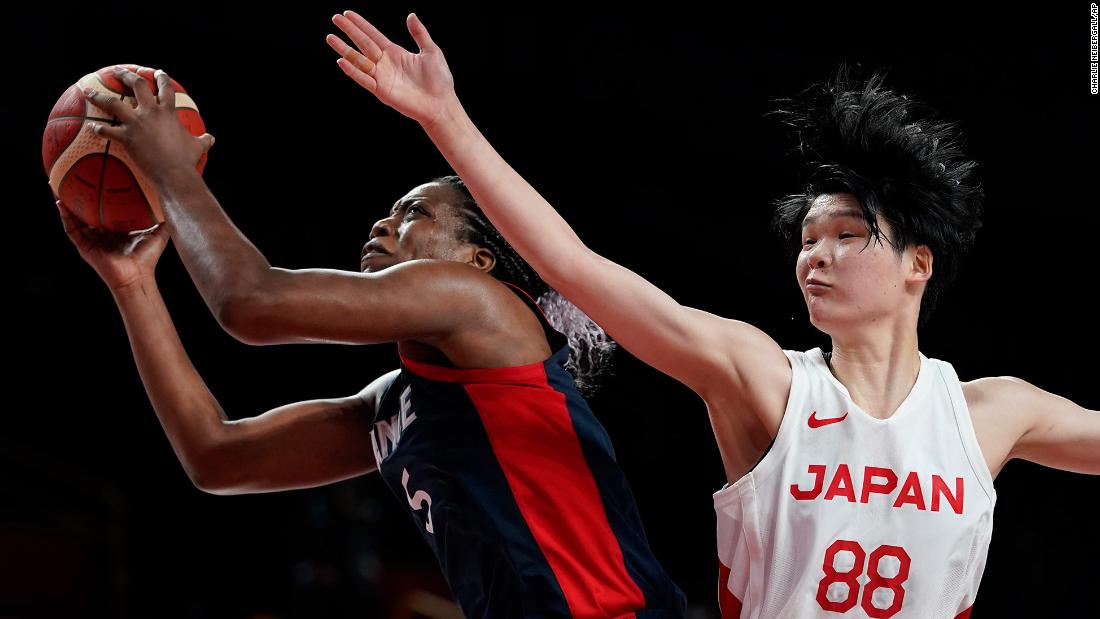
xmin=149 ymin=220 xmax=170 ymax=239
xmin=198 ymin=133 xmax=215 ymax=153
xmin=406 ymin=13 xmax=436 ymax=52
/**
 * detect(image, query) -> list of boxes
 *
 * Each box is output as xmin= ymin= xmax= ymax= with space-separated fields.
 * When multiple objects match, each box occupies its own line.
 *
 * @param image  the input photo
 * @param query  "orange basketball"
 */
xmin=43 ymin=64 xmax=208 ymax=233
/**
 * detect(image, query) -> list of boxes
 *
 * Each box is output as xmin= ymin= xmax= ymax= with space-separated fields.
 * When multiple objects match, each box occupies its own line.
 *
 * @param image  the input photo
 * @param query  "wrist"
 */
xmin=110 ymin=276 xmax=159 ymax=301
xmin=421 ymin=95 xmax=470 ymax=138
xmin=150 ymin=164 xmax=203 ymax=191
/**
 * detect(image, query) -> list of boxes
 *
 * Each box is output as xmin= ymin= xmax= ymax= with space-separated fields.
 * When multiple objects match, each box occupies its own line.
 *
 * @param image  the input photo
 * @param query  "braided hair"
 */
xmin=768 ymin=63 xmax=985 ymax=326
xmin=431 ymin=175 xmax=615 ymax=395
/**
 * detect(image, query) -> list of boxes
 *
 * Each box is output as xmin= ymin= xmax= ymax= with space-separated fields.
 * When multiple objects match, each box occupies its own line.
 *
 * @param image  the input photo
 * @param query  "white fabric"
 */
xmin=714 ymin=348 xmax=995 ymax=619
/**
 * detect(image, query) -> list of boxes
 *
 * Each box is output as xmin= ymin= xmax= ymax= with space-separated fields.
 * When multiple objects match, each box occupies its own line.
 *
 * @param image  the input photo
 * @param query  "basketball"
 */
xmin=43 ymin=64 xmax=208 ymax=233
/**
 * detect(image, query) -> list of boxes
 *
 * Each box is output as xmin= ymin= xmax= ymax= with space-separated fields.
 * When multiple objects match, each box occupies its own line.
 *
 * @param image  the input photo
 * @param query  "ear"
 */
xmin=468 ymin=246 xmax=497 ymax=273
xmin=908 ymin=245 xmax=933 ymax=284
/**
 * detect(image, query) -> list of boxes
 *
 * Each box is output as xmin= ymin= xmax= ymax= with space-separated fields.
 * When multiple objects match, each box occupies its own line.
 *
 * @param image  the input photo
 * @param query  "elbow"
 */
xmin=189 ymin=459 xmax=245 ymax=496
xmin=184 ymin=443 xmax=243 ymax=496
xmin=190 ymin=469 xmax=231 ymax=495
xmin=216 ymin=293 xmax=274 ymax=346
xmin=539 ymin=246 xmax=594 ymax=292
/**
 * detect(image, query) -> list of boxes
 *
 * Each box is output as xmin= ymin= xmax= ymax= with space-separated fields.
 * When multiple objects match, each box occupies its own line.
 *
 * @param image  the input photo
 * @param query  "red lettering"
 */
xmin=931 ymin=475 xmax=964 ymax=515
xmin=860 ymin=467 xmax=898 ymax=504
xmin=791 ymin=464 xmax=827 ymax=500
xmin=824 ymin=464 xmax=857 ymax=502
xmin=892 ymin=471 xmax=926 ymax=510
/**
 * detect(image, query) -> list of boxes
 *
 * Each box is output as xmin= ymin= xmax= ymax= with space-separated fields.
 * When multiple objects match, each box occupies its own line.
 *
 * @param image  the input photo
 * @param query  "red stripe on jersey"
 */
xmin=400 ymin=353 xmax=546 ymax=383
xmin=464 ymin=367 xmax=645 ymax=618
xmin=954 ymin=606 xmax=973 ymax=619
xmin=718 ymin=560 xmax=743 ymax=619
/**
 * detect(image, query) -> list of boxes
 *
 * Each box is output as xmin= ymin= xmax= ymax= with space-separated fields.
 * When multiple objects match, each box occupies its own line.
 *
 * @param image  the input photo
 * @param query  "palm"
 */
xmin=373 ymin=44 xmax=452 ymax=121
xmin=327 ymin=11 xmax=456 ymax=126
xmin=56 ymin=200 xmax=169 ymax=290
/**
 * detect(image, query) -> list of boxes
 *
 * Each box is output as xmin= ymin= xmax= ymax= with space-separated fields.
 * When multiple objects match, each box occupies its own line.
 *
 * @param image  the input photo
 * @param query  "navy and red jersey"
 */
xmin=369 ymin=286 xmax=685 ymax=618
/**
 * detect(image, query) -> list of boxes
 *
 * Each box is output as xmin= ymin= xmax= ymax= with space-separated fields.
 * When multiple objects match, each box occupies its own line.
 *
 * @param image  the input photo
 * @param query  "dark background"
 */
xmin=6 ymin=1 xmax=1098 ymax=617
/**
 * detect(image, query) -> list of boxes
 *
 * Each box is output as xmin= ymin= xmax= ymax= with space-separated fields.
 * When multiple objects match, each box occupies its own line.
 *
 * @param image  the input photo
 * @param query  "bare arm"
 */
xmin=221 ymin=260 xmax=499 ymax=347
xmin=326 ymin=12 xmax=791 ymax=401
xmin=968 ymin=376 xmax=1100 ymax=475
xmin=111 ymin=278 xmax=381 ymax=495
xmin=85 ymin=68 xmax=514 ymax=351
xmin=85 ymin=68 xmax=268 ymax=331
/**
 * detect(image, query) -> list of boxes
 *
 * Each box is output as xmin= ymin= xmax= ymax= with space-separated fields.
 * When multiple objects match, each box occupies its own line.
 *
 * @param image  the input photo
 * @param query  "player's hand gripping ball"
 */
xmin=43 ymin=64 xmax=209 ymax=233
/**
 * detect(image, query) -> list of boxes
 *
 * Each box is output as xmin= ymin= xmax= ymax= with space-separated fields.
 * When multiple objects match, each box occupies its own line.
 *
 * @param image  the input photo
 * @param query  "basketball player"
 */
xmin=324 ymin=11 xmax=1100 ymax=618
xmin=65 ymin=69 xmax=687 ymax=617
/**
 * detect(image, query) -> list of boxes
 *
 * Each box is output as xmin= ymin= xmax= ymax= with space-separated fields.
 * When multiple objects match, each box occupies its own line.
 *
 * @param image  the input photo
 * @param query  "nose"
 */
xmin=805 ymin=239 xmax=832 ymax=269
xmin=369 ymin=215 xmax=395 ymax=239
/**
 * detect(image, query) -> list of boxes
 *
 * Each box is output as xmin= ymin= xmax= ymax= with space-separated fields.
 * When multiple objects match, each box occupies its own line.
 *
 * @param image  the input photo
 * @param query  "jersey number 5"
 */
xmin=816 ymin=539 xmax=911 ymax=618
xmin=401 ymin=467 xmax=434 ymax=534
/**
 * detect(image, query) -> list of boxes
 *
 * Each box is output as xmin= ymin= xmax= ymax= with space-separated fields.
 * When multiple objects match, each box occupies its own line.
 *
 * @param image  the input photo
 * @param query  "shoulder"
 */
xmin=961 ymin=375 xmax=1036 ymax=408
xmin=357 ymin=369 xmax=402 ymax=411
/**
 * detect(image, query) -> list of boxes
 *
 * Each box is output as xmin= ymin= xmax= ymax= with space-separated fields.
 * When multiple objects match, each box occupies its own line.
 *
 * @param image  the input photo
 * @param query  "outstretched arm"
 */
xmin=325 ymin=11 xmax=790 ymax=399
xmin=968 ymin=377 xmax=1100 ymax=475
xmin=57 ymin=199 xmax=379 ymax=495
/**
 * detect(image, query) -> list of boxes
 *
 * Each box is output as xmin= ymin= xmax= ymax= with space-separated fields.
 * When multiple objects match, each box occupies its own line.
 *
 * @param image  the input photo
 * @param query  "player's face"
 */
xmin=360 ymin=183 xmax=479 ymax=273
xmin=795 ymin=193 xmax=926 ymax=333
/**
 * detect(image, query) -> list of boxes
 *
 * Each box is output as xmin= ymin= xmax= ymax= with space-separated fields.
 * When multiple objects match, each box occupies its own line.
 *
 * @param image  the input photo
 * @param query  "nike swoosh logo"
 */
xmin=808 ymin=411 xmax=848 ymax=428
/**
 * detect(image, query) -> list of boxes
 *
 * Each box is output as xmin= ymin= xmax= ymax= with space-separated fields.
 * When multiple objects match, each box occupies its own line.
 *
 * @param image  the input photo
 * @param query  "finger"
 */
xmin=328 ymin=35 xmax=377 ymax=75
xmin=112 ymin=66 xmax=156 ymax=108
xmin=331 ymin=14 xmax=383 ymax=64
xmin=56 ymin=200 xmax=96 ymax=251
xmin=342 ymin=10 xmax=397 ymax=51
xmin=56 ymin=199 xmax=90 ymax=229
xmin=406 ymin=13 xmax=436 ymax=53
xmin=154 ymin=69 xmax=177 ymax=109
xmin=326 ymin=32 xmax=377 ymax=76
xmin=88 ymin=122 xmax=127 ymax=143
xmin=83 ymin=88 xmax=136 ymax=123
xmin=335 ymin=56 xmax=378 ymax=93
xmin=56 ymin=200 xmax=78 ymax=236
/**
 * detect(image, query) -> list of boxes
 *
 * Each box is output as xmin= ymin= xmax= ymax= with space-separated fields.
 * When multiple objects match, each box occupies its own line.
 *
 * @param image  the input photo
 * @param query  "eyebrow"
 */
xmin=801 ymin=208 xmax=867 ymax=228
xmin=390 ymin=197 xmax=433 ymax=213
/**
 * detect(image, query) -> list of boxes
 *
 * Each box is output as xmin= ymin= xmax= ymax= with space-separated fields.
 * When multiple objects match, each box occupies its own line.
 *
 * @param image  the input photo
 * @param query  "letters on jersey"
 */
xmin=713 ymin=348 xmax=996 ymax=619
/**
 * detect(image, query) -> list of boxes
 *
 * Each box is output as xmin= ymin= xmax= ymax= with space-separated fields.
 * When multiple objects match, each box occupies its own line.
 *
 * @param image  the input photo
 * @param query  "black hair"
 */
xmin=430 ymin=175 xmax=615 ymax=395
xmin=768 ymin=63 xmax=985 ymax=325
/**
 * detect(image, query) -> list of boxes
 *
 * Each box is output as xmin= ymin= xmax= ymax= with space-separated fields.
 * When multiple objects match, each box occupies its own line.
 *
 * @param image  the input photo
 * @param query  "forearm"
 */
xmin=154 ymin=168 xmax=272 ymax=323
xmin=422 ymin=102 xmax=591 ymax=287
xmin=110 ymin=278 xmax=229 ymax=485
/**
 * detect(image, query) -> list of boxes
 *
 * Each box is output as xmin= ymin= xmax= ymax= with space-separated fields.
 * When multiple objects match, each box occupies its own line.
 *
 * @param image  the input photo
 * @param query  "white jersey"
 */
xmin=714 ymin=347 xmax=995 ymax=619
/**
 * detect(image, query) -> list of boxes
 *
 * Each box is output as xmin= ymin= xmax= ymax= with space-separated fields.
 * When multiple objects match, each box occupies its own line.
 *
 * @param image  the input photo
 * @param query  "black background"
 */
xmin=6 ymin=1 xmax=1099 ymax=617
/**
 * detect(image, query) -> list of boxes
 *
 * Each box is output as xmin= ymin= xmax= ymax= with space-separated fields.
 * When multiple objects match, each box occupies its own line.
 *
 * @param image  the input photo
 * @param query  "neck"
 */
xmin=825 ymin=319 xmax=921 ymax=420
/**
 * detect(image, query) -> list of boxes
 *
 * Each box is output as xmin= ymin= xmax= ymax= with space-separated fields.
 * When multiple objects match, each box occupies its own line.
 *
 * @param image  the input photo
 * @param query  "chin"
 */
xmin=362 ymin=255 xmax=401 ymax=272
xmin=805 ymin=301 xmax=846 ymax=334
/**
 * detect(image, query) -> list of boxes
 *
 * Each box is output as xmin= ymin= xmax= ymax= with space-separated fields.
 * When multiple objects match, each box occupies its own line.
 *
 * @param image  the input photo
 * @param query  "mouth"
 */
xmin=806 ymin=278 xmax=832 ymax=292
xmin=361 ymin=241 xmax=391 ymax=260
xmin=360 ymin=243 xmax=393 ymax=271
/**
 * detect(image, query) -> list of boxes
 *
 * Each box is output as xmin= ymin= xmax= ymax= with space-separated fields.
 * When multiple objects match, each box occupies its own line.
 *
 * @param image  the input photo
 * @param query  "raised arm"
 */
xmin=56 ymin=199 xmax=379 ymax=495
xmin=966 ymin=376 xmax=1100 ymax=475
xmin=324 ymin=11 xmax=790 ymax=399
xmin=82 ymin=67 xmax=504 ymax=349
